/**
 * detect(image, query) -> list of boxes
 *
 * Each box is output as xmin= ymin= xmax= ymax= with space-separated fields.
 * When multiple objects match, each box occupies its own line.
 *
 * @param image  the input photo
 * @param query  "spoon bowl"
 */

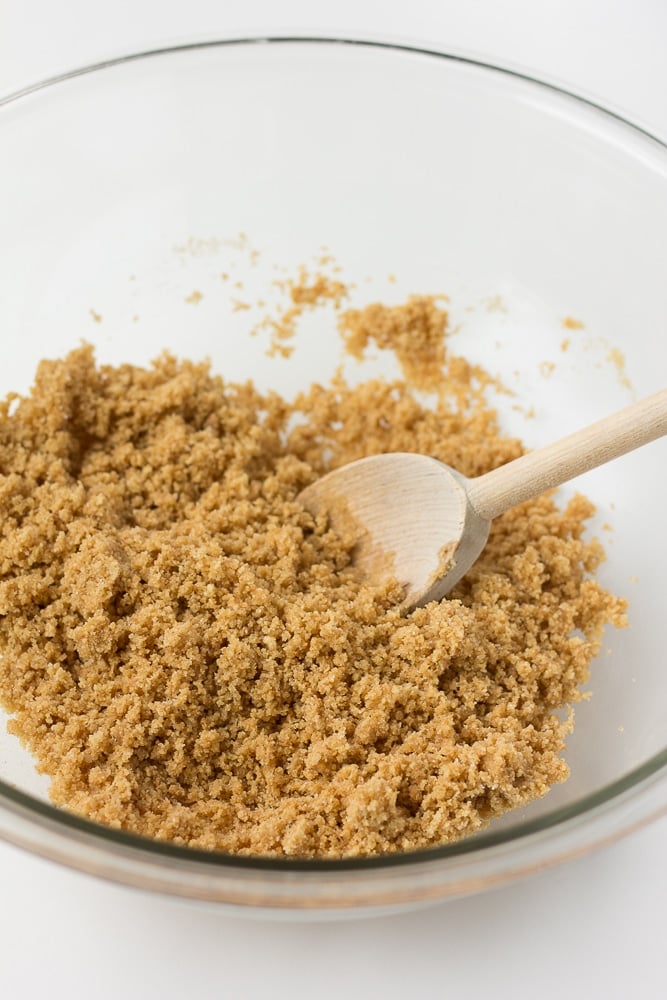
xmin=299 ymin=453 xmax=490 ymax=608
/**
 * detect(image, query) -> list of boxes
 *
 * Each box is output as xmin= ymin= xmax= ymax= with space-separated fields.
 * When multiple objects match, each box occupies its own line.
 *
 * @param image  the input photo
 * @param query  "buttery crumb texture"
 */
xmin=0 ymin=298 xmax=625 ymax=857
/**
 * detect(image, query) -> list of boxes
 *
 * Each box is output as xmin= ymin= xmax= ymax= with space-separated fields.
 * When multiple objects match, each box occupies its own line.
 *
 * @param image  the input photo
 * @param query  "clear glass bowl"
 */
xmin=0 ymin=38 xmax=666 ymax=917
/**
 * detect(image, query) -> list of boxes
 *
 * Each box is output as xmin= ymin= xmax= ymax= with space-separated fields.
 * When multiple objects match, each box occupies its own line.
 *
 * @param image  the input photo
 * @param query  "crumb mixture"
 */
xmin=0 ymin=297 xmax=625 ymax=857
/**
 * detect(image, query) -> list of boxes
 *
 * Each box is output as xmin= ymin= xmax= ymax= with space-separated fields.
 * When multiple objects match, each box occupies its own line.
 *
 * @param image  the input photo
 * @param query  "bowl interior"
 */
xmin=0 ymin=39 xmax=666 ymax=846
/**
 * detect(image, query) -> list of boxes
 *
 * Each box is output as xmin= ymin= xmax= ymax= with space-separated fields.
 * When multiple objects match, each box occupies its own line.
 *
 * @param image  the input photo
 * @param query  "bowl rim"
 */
xmin=1 ymin=34 xmax=666 ymax=904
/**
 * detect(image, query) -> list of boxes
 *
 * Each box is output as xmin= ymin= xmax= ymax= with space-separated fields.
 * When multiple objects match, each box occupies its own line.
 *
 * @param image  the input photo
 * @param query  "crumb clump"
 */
xmin=340 ymin=295 xmax=448 ymax=390
xmin=0 ymin=298 xmax=626 ymax=858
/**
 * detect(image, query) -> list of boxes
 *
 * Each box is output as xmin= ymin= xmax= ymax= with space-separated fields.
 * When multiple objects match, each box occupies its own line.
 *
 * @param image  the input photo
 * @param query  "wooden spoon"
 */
xmin=298 ymin=388 xmax=667 ymax=610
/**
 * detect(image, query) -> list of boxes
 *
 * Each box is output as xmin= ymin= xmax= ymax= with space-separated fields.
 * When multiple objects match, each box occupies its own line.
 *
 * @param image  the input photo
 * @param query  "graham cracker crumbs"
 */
xmin=560 ymin=338 xmax=570 ymax=352
xmin=539 ymin=361 xmax=556 ymax=379
xmin=261 ymin=268 xmax=348 ymax=358
xmin=340 ymin=295 xmax=451 ymax=392
xmin=185 ymin=290 xmax=203 ymax=305
xmin=562 ymin=316 xmax=585 ymax=330
xmin=89 ymin=309 xmax=102 ymax=324
xmin=0 ymin=296 xmax=626 ymax=858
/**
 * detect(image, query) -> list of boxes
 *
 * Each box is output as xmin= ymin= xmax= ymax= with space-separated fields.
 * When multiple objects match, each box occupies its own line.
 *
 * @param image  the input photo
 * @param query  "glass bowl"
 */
xmin=0 ymin=37 xmax=666 ymax=917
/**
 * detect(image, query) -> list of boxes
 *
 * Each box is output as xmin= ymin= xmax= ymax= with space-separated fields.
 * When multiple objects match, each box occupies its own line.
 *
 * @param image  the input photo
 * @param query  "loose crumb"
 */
xmin=257 ymin=267 xmax=348 ymax=358
xmin=174 ymin=237 xmax=222 ymax=257
xmin=606 ymin=347 xmax=632 ymax=389
xmin=89 ymin=309 xmax=102 ymax=324
xmin=0 ymin=296 xmax=626 ymax=858
xmin=485 ymin=295 xmax=507 ymax=314
xmin=185 ymin=290 xmax=203 ymax=305
xmin=563 ymin=316 xmax=585 ymax=330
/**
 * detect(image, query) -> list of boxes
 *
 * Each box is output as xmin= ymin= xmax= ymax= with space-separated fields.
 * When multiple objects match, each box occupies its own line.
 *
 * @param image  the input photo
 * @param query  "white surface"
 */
xmin=1 ymin=2 xmax=666 ymax=997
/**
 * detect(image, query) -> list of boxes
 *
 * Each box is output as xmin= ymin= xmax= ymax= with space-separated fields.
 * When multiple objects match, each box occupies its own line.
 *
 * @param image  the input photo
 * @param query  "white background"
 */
xmin=1 ymin=2 xmax=666 ymax=998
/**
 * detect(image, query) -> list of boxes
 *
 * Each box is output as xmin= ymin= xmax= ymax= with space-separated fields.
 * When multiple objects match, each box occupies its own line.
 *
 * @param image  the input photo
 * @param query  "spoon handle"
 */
xmin=466 ymin=387 xmax=667 ymax=522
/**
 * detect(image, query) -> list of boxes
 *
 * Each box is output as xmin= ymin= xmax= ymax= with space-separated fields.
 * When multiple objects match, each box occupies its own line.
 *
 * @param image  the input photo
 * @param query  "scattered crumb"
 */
xmin=387 ymin=274 xmax=397 ymax=284
xmin=607 ymin=347 xmax=632 ymax=389
xmin=602 ymin=523 xmax=613 ymax=532
xmin=539 ymin=361 xmax=556 ymax=378
xmin=617 ymin=725 xmax=625 ymax=733
xmin=89 ymin=309 xmax=102 ymax=324
xmin=132 ymin=315 xmax=140 ymax=323
xmin=629 ymin=575 xmax=639 ymax=583
xmin=232 ymin=299 xmax=252 ymax=312
xmin=560 ymin=338 xmax=571 ymax=352
xmin=185 ymin=290 xmax=203 ymax=305
xmin=257 ymin=267 xmax=349 ymax=358
xmin=485 ymin=295 xmax=507 ymax=313
xmin=563 ymin=316 xmax=585 ymax=330
xmin=174 ymin=237 xmax=223 ymax=257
